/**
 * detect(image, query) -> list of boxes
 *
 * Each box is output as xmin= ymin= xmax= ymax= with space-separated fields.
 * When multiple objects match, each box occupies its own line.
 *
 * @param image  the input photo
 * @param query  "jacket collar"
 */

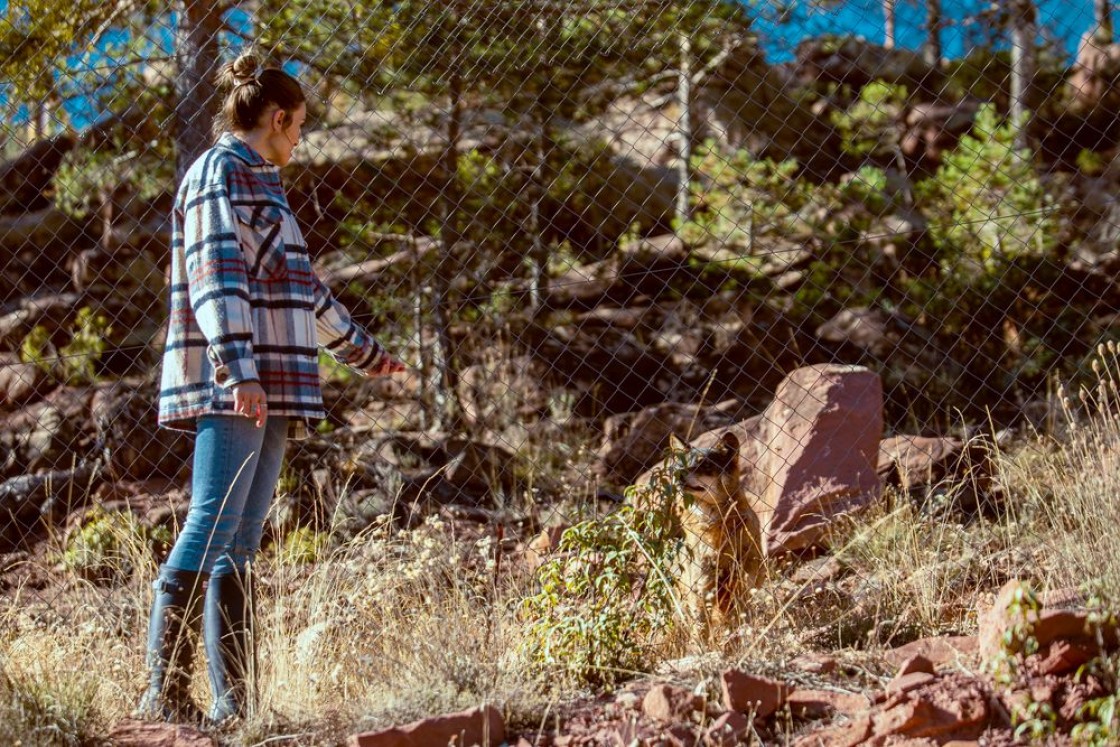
xmin=216 ymin=131 xmax=273 ymax=169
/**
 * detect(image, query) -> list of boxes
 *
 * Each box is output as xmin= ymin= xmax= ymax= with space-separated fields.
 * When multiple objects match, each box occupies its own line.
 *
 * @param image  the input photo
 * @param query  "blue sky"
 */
xmin=3 ymin=0 xmax=1110 ymax=132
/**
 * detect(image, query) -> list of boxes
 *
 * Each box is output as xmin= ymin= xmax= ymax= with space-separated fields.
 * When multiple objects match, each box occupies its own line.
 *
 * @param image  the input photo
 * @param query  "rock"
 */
xmin=979 ymin=580 xmax=1120 ymax=667
xmin=815 ymin=307 xmax=897 ymax=356
xmin=786 ymin=689 xmax=872 ymax=720
xmin=0 ymin=353 xmax=44 ymax=411
xmin=883 ymin=636 xmax=978 ymax=670
xmin=877 ymin=435 xmax=996 ymax=515
xmin=720 ymin=669 xmax=789 ymax=719
xmin=350 ymin=705 xmax=504 ymax=747
xmin=91 ymin=380 xmax=194 ymax=481
xmin=458 ymin=355 xmax=550 ymax=426
xmin=794 ymin=673 xmax=992 ymax=746
xmin=886 ymin=672 xmax=937 ymax=695
xmin=789 ymin=653 xmax=839 ymax=675
xmin=793 ymin=37 xmax=937 ymax=91
xmin=900 ymin=100 xmax=979 ymax=165
xmin=896 ymin=655 xmax=936 ymax=677
xmin=107 ymin=719 xmax=216 ymax=746
xmin=1067 ymin=32 xmax=1120 ymax=114
xmin=704 ymin=710 xmax=750 ymax=747
xmin=755 ymin=364 xmax=882 ymax=555
xmin=599 ymin=400 xmax=750 ymax=485
xmin=791 ymin=556 xmax=846 ymax=585
xmin=642 ymin=683 xmax=705 ymax=723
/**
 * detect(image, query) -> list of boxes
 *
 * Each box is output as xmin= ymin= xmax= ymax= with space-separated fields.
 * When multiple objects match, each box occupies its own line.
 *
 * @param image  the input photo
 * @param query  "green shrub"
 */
xmin=914 ymin=104 xmax=1057 ymax=279
xmin=830 ymin=81 xmax=908 ymax=158
xmin=19 ymin=307 xmax=113 ymax=385
xmin=58 ymin=507 xmax=169 ymax=583
xmin=276 ymin=526 xmax=330 ymax=565
xmin=519 ymin=454 xmax=691 ymax=686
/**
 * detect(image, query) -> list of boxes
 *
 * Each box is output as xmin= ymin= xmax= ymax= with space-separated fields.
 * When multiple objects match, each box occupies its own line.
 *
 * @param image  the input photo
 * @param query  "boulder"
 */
xmin=878 ymin=435 xmax=997 ymax=514
xmin=755 ymin=364 xmax=883 ymax=555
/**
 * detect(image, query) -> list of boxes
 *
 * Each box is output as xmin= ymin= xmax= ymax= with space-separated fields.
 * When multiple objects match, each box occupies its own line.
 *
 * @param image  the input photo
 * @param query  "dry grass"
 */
xmin=6 ymin=350 xmax=1120 ymax=744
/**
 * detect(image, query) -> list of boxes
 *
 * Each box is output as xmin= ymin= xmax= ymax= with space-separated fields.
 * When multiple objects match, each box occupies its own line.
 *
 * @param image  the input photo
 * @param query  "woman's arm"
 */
xmin=310 ymin=272 xmax=406 ymax=376
xmin=181 ymin=180 xmax=260 ymax=388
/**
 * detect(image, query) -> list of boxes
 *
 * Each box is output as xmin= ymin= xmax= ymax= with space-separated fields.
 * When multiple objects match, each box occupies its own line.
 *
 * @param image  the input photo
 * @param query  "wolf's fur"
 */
xmin=670 ymin=431 xmax=764 ymax=634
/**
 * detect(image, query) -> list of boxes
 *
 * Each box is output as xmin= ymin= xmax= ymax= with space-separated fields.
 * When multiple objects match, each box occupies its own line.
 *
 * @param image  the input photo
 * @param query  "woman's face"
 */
xmin=257 ymin=102 xmax=306 ymax=167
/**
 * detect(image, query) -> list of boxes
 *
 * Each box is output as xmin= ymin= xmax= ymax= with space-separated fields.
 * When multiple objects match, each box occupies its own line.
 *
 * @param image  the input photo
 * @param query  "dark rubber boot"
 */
xmin=134 ymin=566 xmax=208 ymax=723
xmin=204 ymin=567 xmax=256 ymax=725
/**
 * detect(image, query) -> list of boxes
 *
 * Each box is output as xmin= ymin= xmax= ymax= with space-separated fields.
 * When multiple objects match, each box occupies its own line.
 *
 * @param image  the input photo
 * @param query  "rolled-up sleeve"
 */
xmin=182 ymin=180 xmax=259 ymax=387
xmin=310 ymin=272 xmax=391 ymax=376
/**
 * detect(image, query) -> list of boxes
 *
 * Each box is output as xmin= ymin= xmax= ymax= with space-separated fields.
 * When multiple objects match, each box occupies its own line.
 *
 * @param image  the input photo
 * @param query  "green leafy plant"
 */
xmin=19 ymin=307 xmax=113 ymax=385
xmin=915 ymin=104 xmax=1057 ymax=279
xmin=58 ymin=307 xmax=112 ymax=385
xmin=830 ymin=82 xmax=908 ymax=158
xmin=58 ymin=507 xmax=170 ymax=583
xmin=519 ymin=453 xmax=692 ymax=686
xmin=277 ymin=526 xmax=330 ymax=565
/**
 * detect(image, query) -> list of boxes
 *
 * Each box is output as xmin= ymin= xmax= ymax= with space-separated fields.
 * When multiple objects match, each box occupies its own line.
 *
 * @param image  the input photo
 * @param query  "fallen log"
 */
xmin=0 ymin=459 xmax=105 ymax=552
xmin=0 ymin=134 xmax=76 ymax=215
xmin=0 ymin=207 xmax=85 ymax=257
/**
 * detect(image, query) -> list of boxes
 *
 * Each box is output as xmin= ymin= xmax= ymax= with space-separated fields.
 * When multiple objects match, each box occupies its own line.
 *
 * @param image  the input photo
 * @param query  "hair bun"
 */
xmin=231 ymin=53 xmax=262 ymax=86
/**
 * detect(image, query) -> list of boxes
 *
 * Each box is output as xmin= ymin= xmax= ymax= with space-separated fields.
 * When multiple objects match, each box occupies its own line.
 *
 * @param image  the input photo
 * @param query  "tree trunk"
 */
xmin=675 ymin=30 xmax=693 ymax=230
xmin=1096 ymin=0 xmax=1114 ymax=43
xmin=174 ymin=0 xmax=223 ymax=182
xmin=434 ymin=67 xmax=465 ymax=432
xmin=925 ymin=0 xmax=943 ymax=66
xmin=1009 ymin=0 xmax=1037 ymax=151
xmin=883 ymin=0 xmax=897 ymax=49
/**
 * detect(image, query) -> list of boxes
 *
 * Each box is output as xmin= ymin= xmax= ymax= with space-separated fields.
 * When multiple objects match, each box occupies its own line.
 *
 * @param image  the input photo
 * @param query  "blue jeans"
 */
xmin=165 ymin=414 xmax=289 ymax=576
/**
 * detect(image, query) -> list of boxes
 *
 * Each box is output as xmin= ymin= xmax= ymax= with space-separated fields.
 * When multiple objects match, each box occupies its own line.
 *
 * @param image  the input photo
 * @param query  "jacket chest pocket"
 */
xmin=233 ymin=202 xmax=288 ymax=279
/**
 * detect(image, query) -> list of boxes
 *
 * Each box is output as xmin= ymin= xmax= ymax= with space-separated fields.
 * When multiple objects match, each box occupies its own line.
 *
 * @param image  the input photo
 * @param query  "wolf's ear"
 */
xmin=719 ymin=431 xmax=740 ymax=454
xmin=668 ymin=433 xmax=688 ymax=453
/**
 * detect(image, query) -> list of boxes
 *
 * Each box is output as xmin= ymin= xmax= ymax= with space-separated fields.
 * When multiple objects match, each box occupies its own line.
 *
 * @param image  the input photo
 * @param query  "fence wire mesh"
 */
xmin=2 ymin=0 xmax=1120 ymax=742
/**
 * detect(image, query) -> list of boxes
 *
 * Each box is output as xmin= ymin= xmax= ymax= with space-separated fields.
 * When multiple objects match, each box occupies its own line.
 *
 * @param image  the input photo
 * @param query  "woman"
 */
xmin=139 ymin=51 xmax=406 ymax=724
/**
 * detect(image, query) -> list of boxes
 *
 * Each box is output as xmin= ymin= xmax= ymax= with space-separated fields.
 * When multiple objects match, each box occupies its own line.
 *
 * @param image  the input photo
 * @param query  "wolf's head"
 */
xmin=668 ymin=431 xmax=742 ymax=509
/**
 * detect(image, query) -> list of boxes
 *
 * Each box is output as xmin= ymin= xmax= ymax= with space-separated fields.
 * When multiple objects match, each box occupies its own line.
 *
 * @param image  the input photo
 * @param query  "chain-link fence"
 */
xmin=2 ymin=0 xmax=1120 ymax=743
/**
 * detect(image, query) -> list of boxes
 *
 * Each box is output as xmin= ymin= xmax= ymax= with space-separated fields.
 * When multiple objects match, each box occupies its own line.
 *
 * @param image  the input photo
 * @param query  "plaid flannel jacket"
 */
xmin=158 ymin=132 xmax=392 ymax=439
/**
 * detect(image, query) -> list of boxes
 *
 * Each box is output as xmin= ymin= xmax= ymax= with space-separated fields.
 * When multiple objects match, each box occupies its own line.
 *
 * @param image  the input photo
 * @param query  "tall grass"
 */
xmin=5 ymin=347 xmax=1120 ymax=742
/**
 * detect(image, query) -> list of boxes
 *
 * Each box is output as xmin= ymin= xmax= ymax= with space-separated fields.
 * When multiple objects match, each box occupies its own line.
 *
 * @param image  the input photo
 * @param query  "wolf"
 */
xmin=668 ymin=431 xmax=764 ymax=635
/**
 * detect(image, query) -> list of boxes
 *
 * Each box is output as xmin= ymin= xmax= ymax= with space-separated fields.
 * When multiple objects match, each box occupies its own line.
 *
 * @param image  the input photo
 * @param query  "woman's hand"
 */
xmin=232 ymin=381 xmax=268 ymax=427
xmin=369 ymin=353 xmax=409 ymax=376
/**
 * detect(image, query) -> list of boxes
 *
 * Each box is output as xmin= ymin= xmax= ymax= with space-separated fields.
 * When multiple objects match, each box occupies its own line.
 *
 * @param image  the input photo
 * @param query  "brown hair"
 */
xmin=213 ymin=51 xmax=305 ymax=138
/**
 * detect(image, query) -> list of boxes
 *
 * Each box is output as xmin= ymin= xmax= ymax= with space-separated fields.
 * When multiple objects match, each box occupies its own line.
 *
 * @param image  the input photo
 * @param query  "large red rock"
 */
xmin=755 ymin=364 xmax=882 ymax=555
xmin=350 ymin=705 xmax=504 ymax=747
